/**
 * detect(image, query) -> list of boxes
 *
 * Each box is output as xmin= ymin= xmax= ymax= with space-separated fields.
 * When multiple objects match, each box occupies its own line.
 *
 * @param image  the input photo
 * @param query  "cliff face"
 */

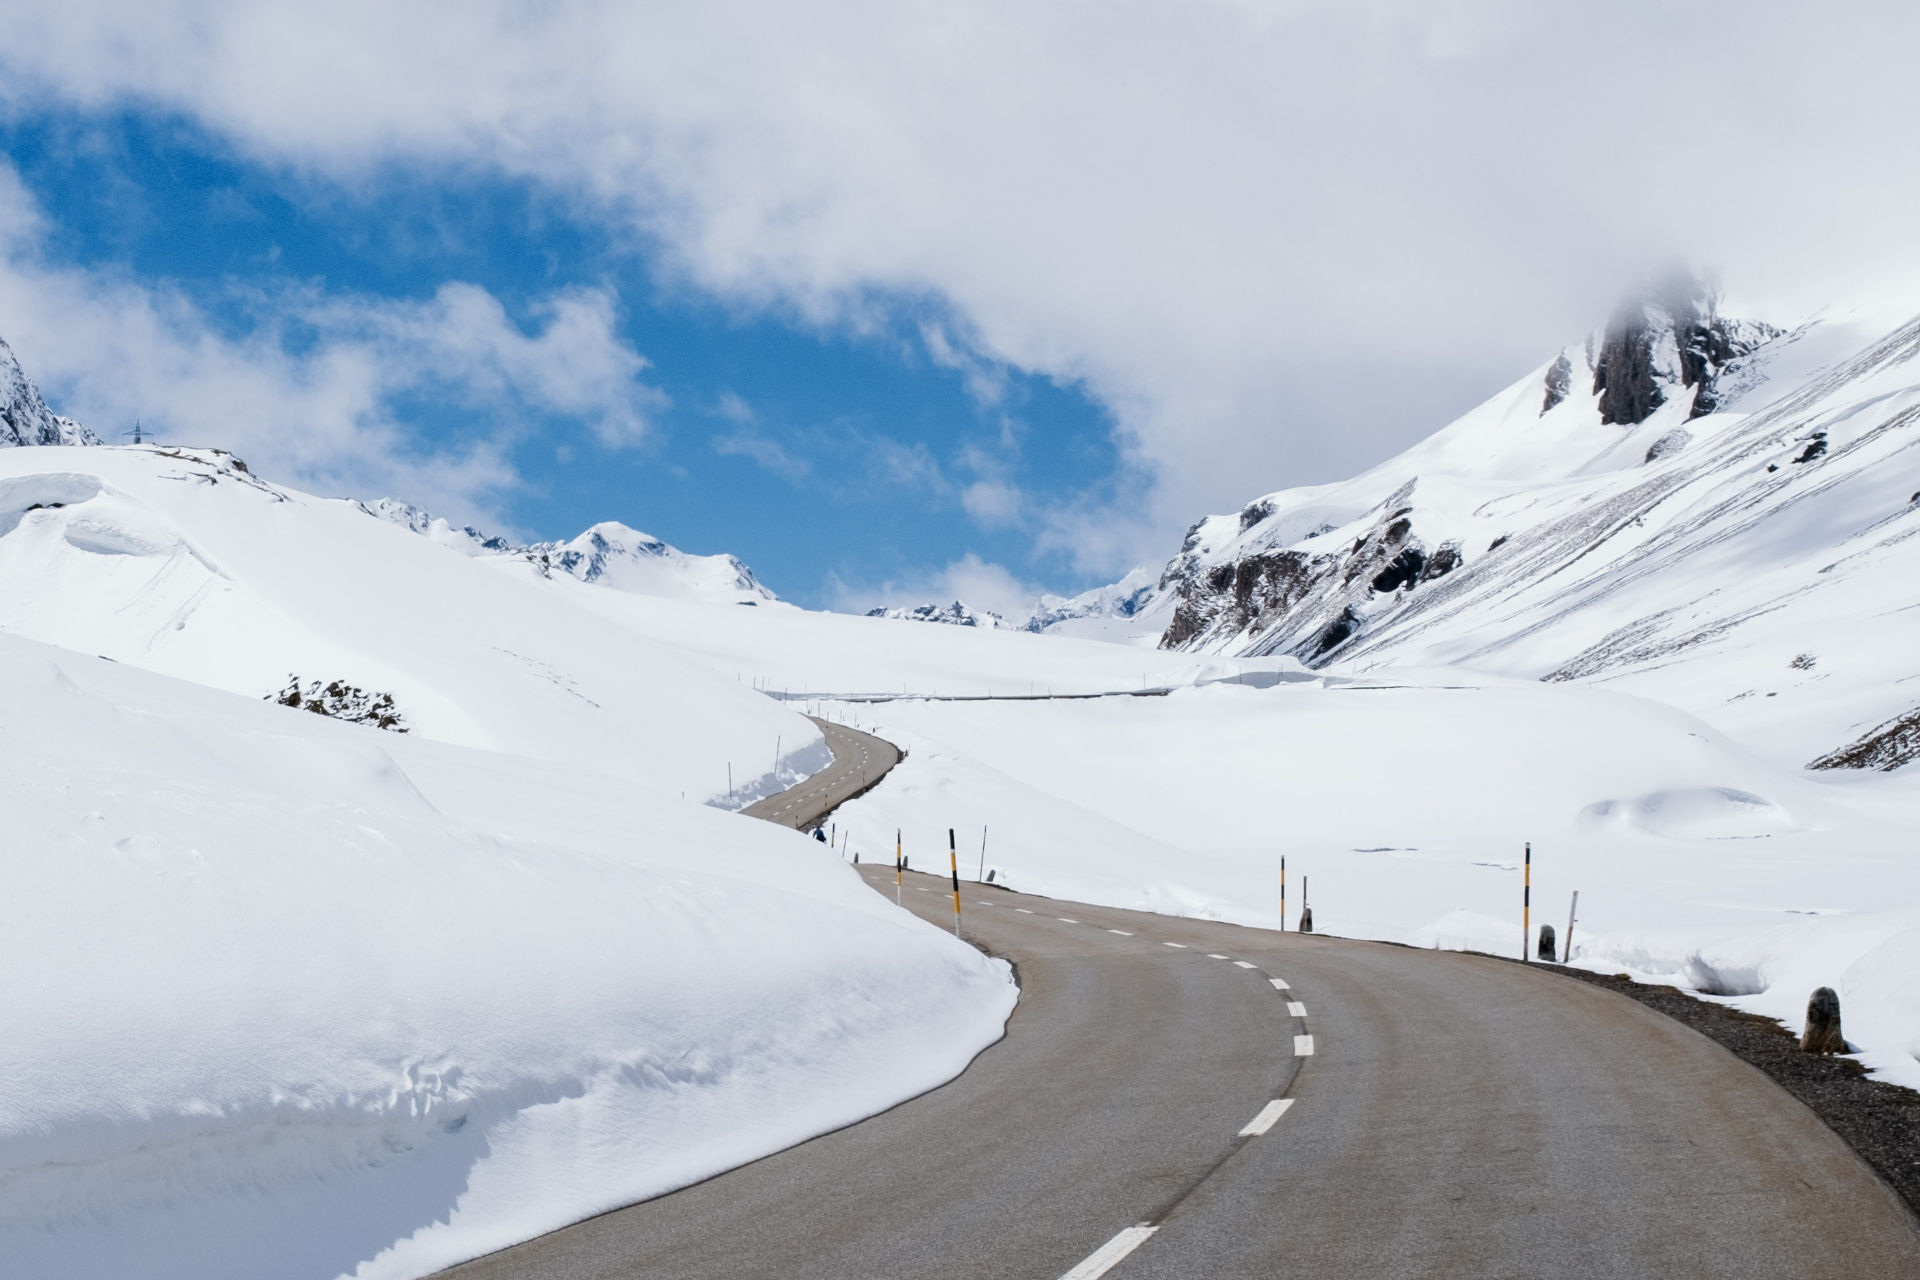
xmin=0 ymin=337 xmax=100 ymax=448
xmin=1591 ymin=275 xmax=1776 ymax=425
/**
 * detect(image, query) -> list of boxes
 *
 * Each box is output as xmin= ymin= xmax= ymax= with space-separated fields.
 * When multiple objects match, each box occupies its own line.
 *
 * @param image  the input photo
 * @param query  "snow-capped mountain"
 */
xmin=1138 ymin=275 xmax=1920 ymax=770
xmin=1022 ymin=566 xmax=1163 ymax=641
xmin=1 ymin=336 xmax=99 ymax=448
xmin=524 ymin=522 xmax=776 ymax=604
xmin=364 ymin=501 xmax=777 ymax=605
xmin=866 ymin=599 xmax=1008 ymax=628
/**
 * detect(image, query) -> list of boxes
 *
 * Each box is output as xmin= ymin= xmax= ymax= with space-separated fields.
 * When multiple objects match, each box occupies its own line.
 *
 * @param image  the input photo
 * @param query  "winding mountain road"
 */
xmin=440 ymin=722 xmax=1920 ymax=1280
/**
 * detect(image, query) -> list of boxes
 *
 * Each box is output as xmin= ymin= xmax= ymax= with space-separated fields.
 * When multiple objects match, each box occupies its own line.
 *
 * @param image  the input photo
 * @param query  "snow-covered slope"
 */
xmin=0 ymin=632 xmax=1012 ymax=1279
xmin=1 ymin=335 xmax=98 ymax=447
xmin=1147 ymin=282 xmax=1920 ymax=771
xmin=0 ymin=446 xmax=819 ymax=807
xmin=365 ymin=501 xmax=778 ymax=605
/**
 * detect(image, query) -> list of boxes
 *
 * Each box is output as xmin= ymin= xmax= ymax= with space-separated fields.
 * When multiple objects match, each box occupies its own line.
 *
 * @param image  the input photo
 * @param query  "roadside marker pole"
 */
xmin=1522 ymin=842 xmax=1532 ymax=961
xmin=1280 ymin=855 xmax=1286 ymax=932
xmin=978 ymin=826 xmax=988 ymax=882
xmin=1565 ymin=889 xmax=1579 ymax=965
xmin=895 ymin=829 xmax=903 ymax=907
xmin=948 ymin=829 xmax=962 ymax=936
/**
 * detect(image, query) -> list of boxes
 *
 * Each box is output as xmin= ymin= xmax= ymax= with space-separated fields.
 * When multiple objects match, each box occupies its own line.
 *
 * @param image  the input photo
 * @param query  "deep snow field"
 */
xmin=0 ymin=631 xmax=1015 ymax=1279
xmin=4 ymin=432 xmax=1920 ymax=1278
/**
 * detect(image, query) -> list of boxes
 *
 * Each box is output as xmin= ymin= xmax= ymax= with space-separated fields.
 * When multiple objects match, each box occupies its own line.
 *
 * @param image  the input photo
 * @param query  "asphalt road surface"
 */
xmin=739 ymin=716 xmax=899 ymax=831
xmin=441 ymin=728 xmax=1920 ymax=1280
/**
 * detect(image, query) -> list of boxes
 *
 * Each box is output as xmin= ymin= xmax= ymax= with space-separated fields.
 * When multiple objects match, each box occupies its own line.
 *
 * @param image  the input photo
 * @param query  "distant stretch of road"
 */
xmin=442 ymin=724 xmax=1920 ymax=1280
xmin=738 ymin=716 xmax=899 ymax=831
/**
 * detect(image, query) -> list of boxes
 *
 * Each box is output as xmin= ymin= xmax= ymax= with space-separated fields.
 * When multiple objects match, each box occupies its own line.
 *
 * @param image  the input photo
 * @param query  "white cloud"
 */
xmin=6 ymin=2 xmax=1920 ymax=567
xmin=960 ymin=479 xmax=1023 ymax=531
xmin=0 ymin=163 xmax=665 ymax=524
xmin=827 ymin=552 xmax=1047 ymax=621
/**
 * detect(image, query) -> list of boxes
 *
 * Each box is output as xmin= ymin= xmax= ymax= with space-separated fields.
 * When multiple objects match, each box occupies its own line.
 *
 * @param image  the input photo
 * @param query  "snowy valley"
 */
xmin=5 ymin=277 xmax=1920 ymax=1277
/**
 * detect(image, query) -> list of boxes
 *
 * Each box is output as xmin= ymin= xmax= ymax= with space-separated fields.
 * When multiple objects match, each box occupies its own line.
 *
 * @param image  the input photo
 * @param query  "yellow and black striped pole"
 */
xmin=1522 ymin=841 xmax=1532 ymax=961
xmin=948 ymin=828 xmax=962 ymax=937
xmin=895 ymin=828 xmax=903 ymax=907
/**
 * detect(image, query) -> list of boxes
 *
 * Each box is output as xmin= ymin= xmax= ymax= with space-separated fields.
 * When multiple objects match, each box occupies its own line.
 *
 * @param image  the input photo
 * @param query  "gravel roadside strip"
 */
xmin=1523 ymin=960 xmax=1920 ymax=1219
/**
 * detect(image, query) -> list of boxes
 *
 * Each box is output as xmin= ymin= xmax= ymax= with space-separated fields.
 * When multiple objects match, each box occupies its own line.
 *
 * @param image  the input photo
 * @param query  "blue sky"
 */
xmin=0 ymin=109 xmax=1130 ymax=611
xmin=0 ymin=3 xmax=1909 ymax=619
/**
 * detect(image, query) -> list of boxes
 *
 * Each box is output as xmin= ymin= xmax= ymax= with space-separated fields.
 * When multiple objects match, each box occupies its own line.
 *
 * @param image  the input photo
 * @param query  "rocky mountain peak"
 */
xmin=1 ymin=337 xmax=101 ymax=448
xmin=1588 ymin=272 xmax=1776 ymax=425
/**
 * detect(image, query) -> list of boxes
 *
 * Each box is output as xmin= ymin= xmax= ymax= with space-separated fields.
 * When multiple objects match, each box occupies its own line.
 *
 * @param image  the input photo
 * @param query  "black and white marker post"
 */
xmin=948 ymin=828 xmax=962 ymax=937
xmin=977 ymin=826 xmax=988 ymax=882
xmin=1280 ymin=855 xmax=1286 ymax=932
xmin=894 ymin=828 xmax=903 ymax=907
xmin=1521 ymin=842 xmax=1532 ymax=961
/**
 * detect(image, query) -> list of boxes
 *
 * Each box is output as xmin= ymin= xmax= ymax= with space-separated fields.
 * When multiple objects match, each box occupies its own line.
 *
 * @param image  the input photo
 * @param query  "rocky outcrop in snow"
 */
xmin=1 ymin=337 xmax=99 ymax=448
xmin=269 ymin=676 xmax=409 ymax=732
xmin=866 ymin=600 xmax=1007 ymax=629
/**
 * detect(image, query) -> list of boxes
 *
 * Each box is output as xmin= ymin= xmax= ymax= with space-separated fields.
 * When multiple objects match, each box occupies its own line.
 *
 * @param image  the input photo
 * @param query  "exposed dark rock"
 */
xmin=269 ymin=677 xmax=409 ymax=733
xmin=1591 ymin=273 xmax=1775 ymax=426
xmin=1541 ymin=353 xmax=1573 ymax=414
xmin=1537 ymin=923 xmax=1557 ymax=962
xmin=1314 ymin=606 xmax=1361 ymax=655
xmin=1422 ymin=542 xmax=1463 ymax=581
xmin=1644 ymin=428 xmax=1691 ymax=463
xmin=1238 ymin=498 xmax=1276 ymax=532
xmin=1807 ymin=708 xmax=1920 ymax=772
xmin=1793 ymin=432 xmax=1829 ymax=464
xmin=1371 ymin=546 xmax=1427 ymax=593
xmin=1488 ymin=534 xmax=1510 ymax=552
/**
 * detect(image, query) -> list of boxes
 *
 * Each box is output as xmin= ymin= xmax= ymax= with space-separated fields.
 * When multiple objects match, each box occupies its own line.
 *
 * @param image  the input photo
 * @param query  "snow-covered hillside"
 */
xmin=364 ymin=499 xmax=777 ymax=605
xmin=0 ymin=446 xmax=819 ymax=807
xmin=0 ymin=632 xmax=1012 ymax=1279
xmin=1138 ymin=281 xmax=1920 ymax=772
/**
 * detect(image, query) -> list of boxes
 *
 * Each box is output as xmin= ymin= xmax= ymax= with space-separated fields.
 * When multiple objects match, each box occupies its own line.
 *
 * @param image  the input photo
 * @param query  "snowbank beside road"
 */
xmin=0 ymin=635 xmax=1013 ymax=1280
xmin=832 ymin=678 xmax=1920 ymax=1089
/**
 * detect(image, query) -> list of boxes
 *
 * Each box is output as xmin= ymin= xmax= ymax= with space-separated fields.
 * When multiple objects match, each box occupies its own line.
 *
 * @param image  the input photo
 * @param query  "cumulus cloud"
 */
xmin=5 ymin=1 xmax=1920 ymax=567
xmin=0 ymin=162 xmax=664 ymax=523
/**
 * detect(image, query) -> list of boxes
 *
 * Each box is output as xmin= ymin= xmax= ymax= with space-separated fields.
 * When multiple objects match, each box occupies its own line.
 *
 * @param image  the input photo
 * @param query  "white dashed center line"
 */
xmin=1268 ymin=978 xmax=1290 ymax=991
xmin=1058 ymin=1224 xmax=1159 ymax=1280
xmin=1107 ymin=929 xmax=1133 ymax=936
xmin=1237 ymin=1098 xmax=1295 ymax=1137
xmin=1015 ymin=908 xmax=1035 ymax=914
xmin=1058 ymin=918 xmax=1079 ymax=924
xmin=1288 ymin=1002 xmax=1308 ymax=1018
xmin=1206 ymin=953 xmax=1229 ymax=960
xmin=1294 ymin=1034 xmax=1315 ymax=1056
xmin=1233 ymin=960 xmax=1256 ymax=969
xmin=1163 ymin=942 xmax=1187 ymax=948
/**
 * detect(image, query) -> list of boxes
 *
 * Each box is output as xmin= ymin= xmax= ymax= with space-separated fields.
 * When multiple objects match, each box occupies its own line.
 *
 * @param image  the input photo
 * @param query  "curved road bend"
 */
xmin=441 ymin=727 xmax=1920 ymax=1280
xmin=739 ymin=716 xmax=899 ymax=831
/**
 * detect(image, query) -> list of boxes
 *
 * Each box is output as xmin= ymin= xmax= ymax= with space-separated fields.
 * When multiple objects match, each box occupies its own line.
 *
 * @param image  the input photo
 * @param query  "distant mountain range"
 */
xmin=359 ymin=499 xmax=778 ymax=606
